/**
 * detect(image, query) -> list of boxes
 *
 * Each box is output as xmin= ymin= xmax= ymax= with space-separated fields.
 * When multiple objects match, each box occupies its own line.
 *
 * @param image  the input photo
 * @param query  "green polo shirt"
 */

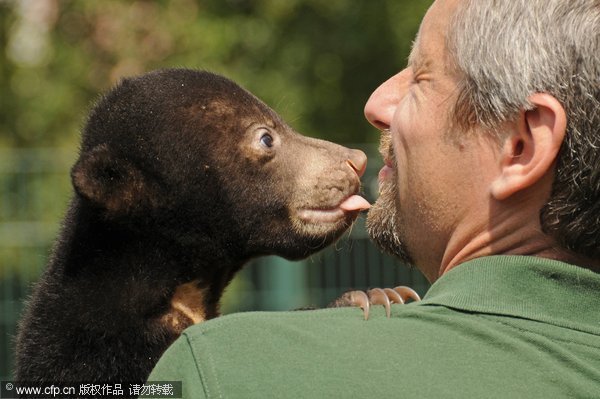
xmin=148 ymin=256 xmax=600 ymax=398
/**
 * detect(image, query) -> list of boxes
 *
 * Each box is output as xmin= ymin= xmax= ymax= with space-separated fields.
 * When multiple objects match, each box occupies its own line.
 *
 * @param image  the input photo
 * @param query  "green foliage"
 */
xmin=1 ymin=0 xmax=431 ymax=147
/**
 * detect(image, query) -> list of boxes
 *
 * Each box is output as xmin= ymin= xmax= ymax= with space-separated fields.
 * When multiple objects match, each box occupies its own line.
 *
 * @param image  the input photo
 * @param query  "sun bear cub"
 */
xmin=15 ymin=69 xmax=370 ymax=385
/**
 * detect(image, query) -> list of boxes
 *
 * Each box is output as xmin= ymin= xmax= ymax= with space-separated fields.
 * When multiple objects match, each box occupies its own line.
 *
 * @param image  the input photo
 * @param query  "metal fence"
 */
xmin=0 ymin=146 xmax=429 ymax=380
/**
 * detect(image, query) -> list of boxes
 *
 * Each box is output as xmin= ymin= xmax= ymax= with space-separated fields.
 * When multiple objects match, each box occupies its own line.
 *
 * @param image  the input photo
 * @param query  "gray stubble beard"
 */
xmin=365 ymin=171 xmax=415 ymax=266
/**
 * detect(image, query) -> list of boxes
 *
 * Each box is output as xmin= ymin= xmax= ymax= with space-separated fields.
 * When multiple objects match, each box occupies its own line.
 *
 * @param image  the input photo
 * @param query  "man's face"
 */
xmin=364 ymin=0 xmax=498 ymax=281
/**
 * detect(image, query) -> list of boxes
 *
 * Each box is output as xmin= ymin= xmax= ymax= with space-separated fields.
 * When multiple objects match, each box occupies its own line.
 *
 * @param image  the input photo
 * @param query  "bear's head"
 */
xmin=71 ymin=69 xmax=369 ymax=261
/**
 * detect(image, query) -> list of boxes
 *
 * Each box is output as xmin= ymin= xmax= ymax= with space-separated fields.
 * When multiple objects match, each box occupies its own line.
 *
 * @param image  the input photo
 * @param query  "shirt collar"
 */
xmin=419 ymin=255 xmax=600 ymax=335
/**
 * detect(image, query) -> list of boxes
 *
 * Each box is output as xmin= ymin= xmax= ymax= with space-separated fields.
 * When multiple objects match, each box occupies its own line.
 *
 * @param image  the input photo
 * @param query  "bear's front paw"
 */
xmin=329 ymin=286 xmax=420 ymax=320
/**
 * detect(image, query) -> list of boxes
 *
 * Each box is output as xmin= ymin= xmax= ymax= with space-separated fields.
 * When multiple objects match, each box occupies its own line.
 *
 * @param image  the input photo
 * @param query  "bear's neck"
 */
xmin=50 ymin=199 xmax=248 ymax=323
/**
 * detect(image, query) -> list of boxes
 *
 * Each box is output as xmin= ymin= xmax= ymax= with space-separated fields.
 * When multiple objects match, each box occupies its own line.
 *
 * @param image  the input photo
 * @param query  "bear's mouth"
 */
xmin=296 ymin=195 xmax=370 ymax=224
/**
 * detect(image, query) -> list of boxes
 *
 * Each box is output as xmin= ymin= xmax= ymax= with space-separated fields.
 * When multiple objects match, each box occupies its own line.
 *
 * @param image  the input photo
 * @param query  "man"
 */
xmin=149 ymin=0 xmax=600 ymax=397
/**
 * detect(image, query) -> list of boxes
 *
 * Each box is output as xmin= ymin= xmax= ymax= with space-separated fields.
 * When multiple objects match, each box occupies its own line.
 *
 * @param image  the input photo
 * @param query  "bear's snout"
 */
xmin=282 ymin=139 xmax=369 ymax=243
xmin=346 ymin=149 xmax=368 ymax=178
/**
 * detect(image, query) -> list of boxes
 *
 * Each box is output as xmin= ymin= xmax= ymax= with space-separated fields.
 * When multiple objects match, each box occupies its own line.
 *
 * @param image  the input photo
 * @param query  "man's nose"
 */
xmin=363 ymin=69 xmax=409 ymax=131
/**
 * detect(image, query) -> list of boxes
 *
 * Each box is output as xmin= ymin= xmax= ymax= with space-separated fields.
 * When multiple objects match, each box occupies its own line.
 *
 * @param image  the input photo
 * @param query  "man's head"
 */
xmin=364 ymin=0 xmax=600 ymax=281
xmin=448 ymin=0 xmax=600 ymax=261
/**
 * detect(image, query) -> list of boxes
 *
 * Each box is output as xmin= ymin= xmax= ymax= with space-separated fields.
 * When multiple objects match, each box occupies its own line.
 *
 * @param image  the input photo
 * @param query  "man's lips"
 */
xmin=378 ymin=159 xmax=394 ymax=182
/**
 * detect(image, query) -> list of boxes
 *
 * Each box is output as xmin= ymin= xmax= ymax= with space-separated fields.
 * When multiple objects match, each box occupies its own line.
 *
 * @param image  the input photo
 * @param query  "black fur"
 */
xmin=15 ymin=69 xmax=365 ymax=386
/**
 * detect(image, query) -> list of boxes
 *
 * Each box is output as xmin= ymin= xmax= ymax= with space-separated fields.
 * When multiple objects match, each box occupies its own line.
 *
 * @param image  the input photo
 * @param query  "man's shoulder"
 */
xmin=191 ymin=305 xmax=409 ymax=328
xmin=149 ymin=301 xmax=598 ymax=398
xmin=149 ymin=257 xmax=600 ymax=398
xmin=152 ymin=305 xmax=456 ymax=397
xmin=182 ymin=305 xmax=429 ymax=346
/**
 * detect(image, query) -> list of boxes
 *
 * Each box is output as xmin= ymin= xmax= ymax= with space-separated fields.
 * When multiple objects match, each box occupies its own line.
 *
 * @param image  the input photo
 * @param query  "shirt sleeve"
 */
xmin=147 ymin=334 xmax=209 ymax=399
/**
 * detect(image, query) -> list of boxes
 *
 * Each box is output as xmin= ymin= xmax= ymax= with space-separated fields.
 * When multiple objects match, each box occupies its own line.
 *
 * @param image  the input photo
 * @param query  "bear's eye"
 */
xmin=260 ymin=133 xmax=274 ymax=148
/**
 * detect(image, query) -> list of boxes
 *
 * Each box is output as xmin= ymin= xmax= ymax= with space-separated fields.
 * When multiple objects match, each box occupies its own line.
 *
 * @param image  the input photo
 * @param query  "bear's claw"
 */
xmin=334 ymin=286 xmax=421 ymax=320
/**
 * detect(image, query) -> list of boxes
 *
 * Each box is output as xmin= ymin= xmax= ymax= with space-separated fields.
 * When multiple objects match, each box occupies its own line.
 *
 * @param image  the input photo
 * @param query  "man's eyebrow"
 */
xmin=407 ymin=36 xmax=425 ymax=71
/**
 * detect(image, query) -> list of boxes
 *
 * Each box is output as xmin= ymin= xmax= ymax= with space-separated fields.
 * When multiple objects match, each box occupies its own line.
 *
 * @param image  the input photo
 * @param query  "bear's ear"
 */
xmin=71 ymin=144 xmax=155 ymax=215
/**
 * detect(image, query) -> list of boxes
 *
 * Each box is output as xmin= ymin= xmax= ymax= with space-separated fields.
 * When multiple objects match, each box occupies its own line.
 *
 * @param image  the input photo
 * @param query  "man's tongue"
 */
xmin=339 ymin=195 xmax=371 ymax=212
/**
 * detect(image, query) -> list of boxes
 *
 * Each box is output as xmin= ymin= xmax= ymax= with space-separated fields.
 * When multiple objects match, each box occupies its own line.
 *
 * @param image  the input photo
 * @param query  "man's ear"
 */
xmin=71 ymin=144 xmax=156 ymax=215
xmin=490 ymin=93 xmax=567 ymax=200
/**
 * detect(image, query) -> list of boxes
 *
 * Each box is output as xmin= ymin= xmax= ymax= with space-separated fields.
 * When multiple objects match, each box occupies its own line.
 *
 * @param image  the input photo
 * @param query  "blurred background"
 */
xmin=0 ymin=0 xmax=433 ymax=379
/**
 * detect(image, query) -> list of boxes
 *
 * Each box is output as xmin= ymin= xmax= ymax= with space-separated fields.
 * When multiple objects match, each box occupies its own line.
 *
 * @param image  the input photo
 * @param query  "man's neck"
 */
xmin=435 ymin=196 xmax=600 ymax=280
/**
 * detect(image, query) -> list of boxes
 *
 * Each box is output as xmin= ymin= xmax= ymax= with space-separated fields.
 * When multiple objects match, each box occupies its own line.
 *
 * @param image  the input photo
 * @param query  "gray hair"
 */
xmin=446 ymin=0 xmax=600 ymax=259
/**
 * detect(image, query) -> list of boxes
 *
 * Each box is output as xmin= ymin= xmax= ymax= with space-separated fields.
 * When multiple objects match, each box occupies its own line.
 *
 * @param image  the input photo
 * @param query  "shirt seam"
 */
xmin=185 ymin=331 xmax=224 ymax=399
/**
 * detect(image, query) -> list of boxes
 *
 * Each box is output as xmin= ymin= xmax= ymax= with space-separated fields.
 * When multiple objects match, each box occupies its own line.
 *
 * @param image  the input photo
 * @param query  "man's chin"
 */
xmin=366 ymin=192 xmax=414 ymax=265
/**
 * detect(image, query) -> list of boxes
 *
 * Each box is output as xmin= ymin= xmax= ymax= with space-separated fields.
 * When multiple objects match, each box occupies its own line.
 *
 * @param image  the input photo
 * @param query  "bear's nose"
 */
xmin=346 ymin=149 xmax=367 ymax=178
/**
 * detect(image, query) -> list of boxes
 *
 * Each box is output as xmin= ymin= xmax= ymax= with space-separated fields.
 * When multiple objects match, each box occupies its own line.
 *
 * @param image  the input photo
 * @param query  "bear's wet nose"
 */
xmin=346 ymin=149 xmax=367 ymax=178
